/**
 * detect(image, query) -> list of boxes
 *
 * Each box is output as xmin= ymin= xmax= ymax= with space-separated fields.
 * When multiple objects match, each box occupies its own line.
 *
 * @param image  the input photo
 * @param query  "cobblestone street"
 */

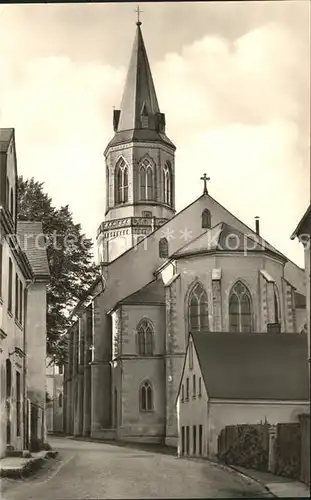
xmin=2 ymin=437 xmax=272 ymax=499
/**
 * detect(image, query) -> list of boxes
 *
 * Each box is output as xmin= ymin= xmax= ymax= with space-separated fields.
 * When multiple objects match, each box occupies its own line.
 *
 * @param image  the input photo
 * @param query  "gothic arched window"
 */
xmin=139 ymin=159 xmax=154 ymax=201
xmin=137 ymin=319 xmax=154 ymax=355
xmin=115 ymin=158 xmax=129 ymax=204
xmin=201 ymin=209 xmax=211 ymax=229
xmin=159 ymin=237 xmax=169 ymax=258
xmin=140 ymin=380 xmax=153 ymax=411
xmin=274 ymin=284 xmax=280 ymax=324
xmin=188 ymin=283 xmax=209 ymax=332
xmin=162 ymin=161 xmax=172 ymax=206
xmin=229 ymin=281 xmax=253 ymax=332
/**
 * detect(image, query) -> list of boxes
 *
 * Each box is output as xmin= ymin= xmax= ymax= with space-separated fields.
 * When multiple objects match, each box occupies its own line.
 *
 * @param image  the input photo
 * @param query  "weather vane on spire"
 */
xmin=200 ymin=173 xmax=210 ymax=195
xmin=135 ymin=5 xmax=143 ymax=26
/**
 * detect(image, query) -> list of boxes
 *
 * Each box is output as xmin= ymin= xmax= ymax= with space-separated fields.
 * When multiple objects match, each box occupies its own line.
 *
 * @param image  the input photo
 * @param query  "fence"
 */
xmin=217 ymin=416 xmax=310 ymax=485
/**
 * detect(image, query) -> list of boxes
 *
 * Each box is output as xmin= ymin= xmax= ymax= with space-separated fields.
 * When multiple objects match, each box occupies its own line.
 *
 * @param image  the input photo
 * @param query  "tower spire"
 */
xmin=135 ymin=5 xmax=143 ymax=26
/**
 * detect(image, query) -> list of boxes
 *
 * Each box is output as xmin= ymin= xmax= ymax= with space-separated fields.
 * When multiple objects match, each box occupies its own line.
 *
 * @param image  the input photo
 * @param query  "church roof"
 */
xmin=112 ymin=279 xmax=165 ymax=311
xmin=173 ymin=222 xmax=281 ymax=259
xmin=291 ymin=204 xmax=311 ymax=239
xmin=190 ymin=331 xmax=309 ymax=401
xmin=105 ymin=23 xmax=175 ymax=152
xmin=17 ymin=221 xmax=50 ymax=279
xmin=0 ymin=128 xmax=14 ymax=152
xmin=118 ymin=22 xmax=159 ymax=131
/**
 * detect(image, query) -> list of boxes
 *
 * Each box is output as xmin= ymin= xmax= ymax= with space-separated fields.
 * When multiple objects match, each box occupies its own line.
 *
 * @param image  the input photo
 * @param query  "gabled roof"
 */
xmin=109 ymin=279 xmax=165 ymax=313
xmin=0 ymin=128 xmax=14 ymax=152
xmin=173 ymin=222 xmax=282 ymax=260
xmin=17 ymin=221 xmax=50 ymax=280
xmin=189 ymin=331 xmax=309 ymax=401
xmin=291 ymin=205 xmax=311 ymax=239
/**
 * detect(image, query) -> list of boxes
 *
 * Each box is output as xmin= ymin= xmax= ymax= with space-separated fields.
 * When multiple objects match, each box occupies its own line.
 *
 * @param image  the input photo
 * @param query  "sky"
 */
xmin=0 ymin=1 xmax=309 ymax=266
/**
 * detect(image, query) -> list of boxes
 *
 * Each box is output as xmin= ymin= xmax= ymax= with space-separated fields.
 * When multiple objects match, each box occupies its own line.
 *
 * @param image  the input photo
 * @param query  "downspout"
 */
xmin=23 ymin=277 xmax=35 ymax=451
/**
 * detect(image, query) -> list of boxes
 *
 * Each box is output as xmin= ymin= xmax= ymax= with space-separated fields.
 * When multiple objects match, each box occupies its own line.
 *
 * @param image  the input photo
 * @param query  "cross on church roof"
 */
xmin=135 ymin=5 xmax=143 ymax=26
xmin=200 ymin=173 xmax=210 ymax=195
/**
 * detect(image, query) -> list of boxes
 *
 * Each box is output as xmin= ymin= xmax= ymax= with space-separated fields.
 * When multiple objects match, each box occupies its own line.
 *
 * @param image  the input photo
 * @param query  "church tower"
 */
xmin=97 ymin=19 xmax=176 ymax=263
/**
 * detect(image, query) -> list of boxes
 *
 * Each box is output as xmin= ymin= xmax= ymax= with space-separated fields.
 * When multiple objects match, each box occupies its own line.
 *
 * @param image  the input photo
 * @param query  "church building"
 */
xmin=63 ymin=20 xmax=307 ymax=448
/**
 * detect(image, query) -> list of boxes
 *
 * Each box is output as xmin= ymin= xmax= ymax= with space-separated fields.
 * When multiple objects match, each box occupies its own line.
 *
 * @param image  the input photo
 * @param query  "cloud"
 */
xmin=0 ymin=4 xmax=309 ymax=267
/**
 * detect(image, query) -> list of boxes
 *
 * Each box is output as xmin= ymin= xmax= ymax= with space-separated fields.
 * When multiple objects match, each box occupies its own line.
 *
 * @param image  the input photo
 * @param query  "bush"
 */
xmin=218 ymin=424 xmax=268 ymax=471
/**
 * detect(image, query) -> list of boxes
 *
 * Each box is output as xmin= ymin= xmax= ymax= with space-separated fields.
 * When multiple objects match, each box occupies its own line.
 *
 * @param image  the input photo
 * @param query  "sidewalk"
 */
xmin=0 ymin=449 xmax=58 ymax=478
xmin=230 ymin=465 xmax=310 ymax=498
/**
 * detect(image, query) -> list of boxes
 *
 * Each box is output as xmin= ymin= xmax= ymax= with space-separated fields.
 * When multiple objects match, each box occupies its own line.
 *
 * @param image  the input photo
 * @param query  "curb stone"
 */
xmin=0 ymin=450 xmax=59 ymax=479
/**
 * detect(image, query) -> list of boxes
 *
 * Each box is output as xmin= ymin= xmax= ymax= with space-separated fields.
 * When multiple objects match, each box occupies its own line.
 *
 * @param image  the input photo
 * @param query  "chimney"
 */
xmin=255 ymin=216 xmax=260 ymax=235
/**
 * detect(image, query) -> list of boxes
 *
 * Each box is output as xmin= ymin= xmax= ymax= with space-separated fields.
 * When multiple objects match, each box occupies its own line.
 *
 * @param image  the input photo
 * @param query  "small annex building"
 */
xmin=176 ymin=331 xmax=309 ymax=458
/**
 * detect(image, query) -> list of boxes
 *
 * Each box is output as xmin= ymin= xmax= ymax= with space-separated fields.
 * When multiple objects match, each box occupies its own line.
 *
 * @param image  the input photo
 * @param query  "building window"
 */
xmin=137 ymin=319 xmax=153 ymax=355
xmin=198 ymin=377 xmax=202 ymax=397
xmin=192 ymin=374 xmax=196 ymax=399
xmin=186 ymin=377 xmax=189 ymax=401
xmin=10 ymin=188 xmax=14 ymax=217
xmin=139 ymin=159 xmax=154 ymax=201
xmin=58 ymin=393 xmax=63 ymax=408
xmin=16 ymin=371 xmax=21 ymax=437
xmin=140 ymin=380 xmax=153 ymax=411
xmin=186 ymin=426 xmax=190 ymax=455
xmin=159 ymin=237 xmax=169 ymax=258
xmin=6 ymin=178 xmax=10 ymax=210
xmin=229 ymin=281 xmax=253 ymax=332
xmin=15 ymin=274 xmax=19 ymax=319
xmin=19 ymin=281 xmax=23 ymax=324
xmin=181 ymin=384 xmax=184 ymax=403
xmin=181 ymin=426 xmax=185 ymax=455
xmin=58 ymin=364 xmax=63 ymax=375
xmin=115 ymin=158 xmax=128 ymax=204
xmin=162 ymin=161 xmax=172 ymax=206
xmin=8 ymin=258 xmax=13 ymax=313
xmin=201 ymin=209 xmax=211 ymax=229
xmin=142 ymin=211 xmax=152 ymax=218
xmin=0 ymin=242 xmax=2 ymax=297
xmin=199 ymin=425 xmax=203 ymax=455
xmin=189 ymin=340 xmax=194 ymax=370
xmin=193 ymin=426 xmax=197 ymax=455
xmin=188 ymin=283 xmax=209 ymax=332
xmin=274 ymin=284 xmax=280 ymax=324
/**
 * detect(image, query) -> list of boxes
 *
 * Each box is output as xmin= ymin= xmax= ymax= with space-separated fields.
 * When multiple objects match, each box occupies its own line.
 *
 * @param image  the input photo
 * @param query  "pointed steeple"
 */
xmin=113 ymin=22 xmax=161 ymax=133
xmin=117 ymin=22 xmax=160 ymax=131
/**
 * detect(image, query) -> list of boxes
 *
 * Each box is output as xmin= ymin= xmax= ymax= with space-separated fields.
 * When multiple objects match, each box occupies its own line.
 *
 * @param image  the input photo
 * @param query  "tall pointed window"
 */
xmin=159 ymin=237 xmax=169 ymax=258
xmin=163 ymin=161 xmax=172 ymax=206
xmin=115 ymin=158 xmax=128 ymax=204
xmin=201 ymin=209 xmax=211 ymax=229
xmin=229 ymin=281 xmax=253 ymax=332
xmin=139 ymin=159 xmax=154 ymax=201
xmin=274 ymin=284 xmax=280 ymax=324
xmin=140 ymin=380 xmax=153 ymax=411
xmin=188 ymin=283 xmax=209 ymax=332
xmin=137 ymin=319 xmax=154 ymax=355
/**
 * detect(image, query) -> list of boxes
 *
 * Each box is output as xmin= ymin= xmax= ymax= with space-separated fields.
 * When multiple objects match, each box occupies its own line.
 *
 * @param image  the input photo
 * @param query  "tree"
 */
xmin=17 ymin=176 xmax=100 ymax=362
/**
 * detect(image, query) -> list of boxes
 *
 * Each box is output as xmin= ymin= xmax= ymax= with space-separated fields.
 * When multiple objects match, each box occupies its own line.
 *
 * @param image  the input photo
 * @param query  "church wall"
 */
xmin=193 ymin=195 xmax=305 ymax=295
xmin=119 ymin=357 xmax=166 ymax=442
xmin=207 ymin=400 xmax=310 ymax=458
xmin=121 ymin=304 xmax=165 ymax=355
xmin=102 ymin=196 xmax=210 ymax=314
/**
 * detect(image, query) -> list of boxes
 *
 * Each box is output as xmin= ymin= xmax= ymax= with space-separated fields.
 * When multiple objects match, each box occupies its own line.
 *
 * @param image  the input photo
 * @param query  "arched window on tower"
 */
xmin=115 ymin=158 xmax=128 ymax=204
xmin=188 ymin=283 xmax=209 ymax=332
xmin=274 ymin=284 xmax=280 ymax=324
xmin=162 ymin=161 xmax=172 ymax=206
xmin=229 ymin=281 xmax=253 ymax=332
xmin=201 ymin=209 xmax=211 ymax=229
xmin=139 ymin=159 xmax=154 ymax=201
xmin=137 ymin=319 xmax=154 ymax=355
xmin=10 ymin=188 xmax=14 ymax=217
xmin=140 ymin=380 xmax=153 ymax=411
xmin=159 ymin=237 xmax=168 ymax=258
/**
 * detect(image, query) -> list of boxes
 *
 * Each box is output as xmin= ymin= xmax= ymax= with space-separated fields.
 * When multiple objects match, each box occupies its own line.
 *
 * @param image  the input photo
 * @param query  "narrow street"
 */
xmin=2 ymin=437 xmax=272 ymax=499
